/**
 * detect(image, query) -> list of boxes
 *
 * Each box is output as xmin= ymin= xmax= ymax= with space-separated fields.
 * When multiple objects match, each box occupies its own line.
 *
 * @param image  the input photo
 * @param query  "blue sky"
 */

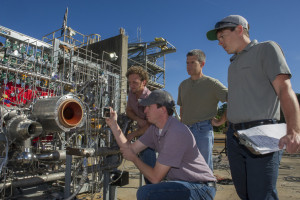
xmin=1 ymin=0 xmax=300 ymax=110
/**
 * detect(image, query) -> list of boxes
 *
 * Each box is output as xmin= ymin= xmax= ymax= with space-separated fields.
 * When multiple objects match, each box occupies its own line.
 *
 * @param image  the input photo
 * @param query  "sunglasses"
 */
xmin=215 ymin=21 xmax=239 ymax=29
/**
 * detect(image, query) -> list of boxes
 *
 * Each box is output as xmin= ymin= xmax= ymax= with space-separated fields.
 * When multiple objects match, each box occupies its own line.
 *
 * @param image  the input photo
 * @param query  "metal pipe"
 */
xmin=6 ymin=115 xmax=43 ymax=142
xmin=66 ymin=147 xmax=120 ymax=157
xmin=64 ymin=158 xmax=88 ymax=200
xmin=32 ymin=94 xmax=86 ymax=132
xmin=36 ymin=150 xmax=66 ymax=161
xmin=58 ymin=99 xmax=83 ymax=128
xmin=0 ymin=172 xmax=65 ymax=189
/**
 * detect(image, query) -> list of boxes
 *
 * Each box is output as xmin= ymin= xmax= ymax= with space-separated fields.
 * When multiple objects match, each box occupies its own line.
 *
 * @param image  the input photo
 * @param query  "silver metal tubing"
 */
xmin=0 ymin=172 xmax=66 ymax=189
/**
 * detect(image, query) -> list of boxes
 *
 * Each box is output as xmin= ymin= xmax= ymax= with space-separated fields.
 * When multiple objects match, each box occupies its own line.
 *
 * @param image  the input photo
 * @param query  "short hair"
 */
xmin=186 ymin=49 xmax=206 ymax=63
xmin=126 ymin=66 xmax=149 ymax=84
xmin=156 ymin=103 xmax=175 ymax=116
xmin=243 ymin=27 xmax=250 ymax=37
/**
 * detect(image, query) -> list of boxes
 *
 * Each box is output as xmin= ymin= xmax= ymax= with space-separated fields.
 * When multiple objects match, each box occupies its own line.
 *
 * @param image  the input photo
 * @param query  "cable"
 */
xmin=64 ymin=157 xmax=88 ymax=200
xmin=109 ymin=156 xmax=126 ymax=184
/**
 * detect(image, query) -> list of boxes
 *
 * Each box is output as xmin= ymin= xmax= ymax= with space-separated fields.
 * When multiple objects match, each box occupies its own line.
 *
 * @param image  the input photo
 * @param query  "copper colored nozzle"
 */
xmin=58 ymin=99 xmax=83 ymax=128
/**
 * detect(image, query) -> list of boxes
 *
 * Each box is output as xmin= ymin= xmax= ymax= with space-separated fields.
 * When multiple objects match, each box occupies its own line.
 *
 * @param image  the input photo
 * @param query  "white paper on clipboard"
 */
xmin=236 ymin=123 xmax=286 ymax=154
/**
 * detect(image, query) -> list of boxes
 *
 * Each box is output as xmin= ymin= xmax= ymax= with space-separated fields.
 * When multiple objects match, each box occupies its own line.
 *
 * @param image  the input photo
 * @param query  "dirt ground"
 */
xmin=115 ymin=134 xmax=300 ymax=200
xmin=77 ymin=134 xmax=300 ymax=200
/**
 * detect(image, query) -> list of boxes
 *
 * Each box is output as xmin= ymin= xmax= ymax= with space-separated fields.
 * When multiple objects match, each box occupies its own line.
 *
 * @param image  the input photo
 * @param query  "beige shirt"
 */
xmin=177 ymin=75 xmax=227 ymax=125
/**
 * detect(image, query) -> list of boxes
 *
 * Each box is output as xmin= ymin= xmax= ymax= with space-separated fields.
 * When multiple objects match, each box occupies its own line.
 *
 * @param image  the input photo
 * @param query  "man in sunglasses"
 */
xmin=207 ymin=15 xmax=300 ymax=200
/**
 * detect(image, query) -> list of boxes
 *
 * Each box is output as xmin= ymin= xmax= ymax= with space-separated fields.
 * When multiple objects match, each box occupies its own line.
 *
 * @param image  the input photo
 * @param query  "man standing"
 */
xmin=207 ymin=15 xmax=300 ymax=199
xmin=106 ymin=90 xmax=216 ymax=200
xmin=177 ymin=49 xmax=227 ymax=170
xmin=125 ymin=66 xmax=156 ymax=184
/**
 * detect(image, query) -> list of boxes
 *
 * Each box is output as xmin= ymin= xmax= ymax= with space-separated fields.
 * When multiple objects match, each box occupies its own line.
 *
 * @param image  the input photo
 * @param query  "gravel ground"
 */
xmin=117 ymin=135 xmax=300 ymax=200
xmin=77 ymin=134 xmax=300 ymax=200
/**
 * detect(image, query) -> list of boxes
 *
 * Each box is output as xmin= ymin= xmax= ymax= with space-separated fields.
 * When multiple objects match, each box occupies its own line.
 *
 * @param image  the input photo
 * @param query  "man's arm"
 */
xmin=273 ymin=74 xmax=300 ymax=153
xmin=180 ymin=106 xmax=183 ymax=122
xmin=126 ymin=105 xmax=147 ymax=127
xmin=178 ymin=84 xmax=183 ymax=122
xmin=105 ymin=109 xmax=147 ymax=153
xmin=121 ymin=144 xmax=170 ymax=184
xmin=126 ymin=105 xmax=149 ymax=141
xmin=211 ymin=110 xmax=227 ymax=127
xmin=126 ymin=104 xmax=139 ymax=121
xmin=107 ymin=108 xmax=169 ymax=184
xmin=127 ymin=123 xmax=150 ymax=142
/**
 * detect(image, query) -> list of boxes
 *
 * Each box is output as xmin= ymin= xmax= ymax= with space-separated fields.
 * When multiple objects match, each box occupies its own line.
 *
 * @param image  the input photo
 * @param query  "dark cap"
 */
xmin=206 ymin=15 xmax=249 ymax=41
xmin=138 ymin=90 xmax=175 ymax=108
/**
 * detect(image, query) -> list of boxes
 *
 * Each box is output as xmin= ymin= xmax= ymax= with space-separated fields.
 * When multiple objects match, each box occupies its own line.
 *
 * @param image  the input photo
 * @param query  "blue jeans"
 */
xmin=137 ymin=181 xmax=216 ymax=200
xmin=139 ymin=147 xmax=156 ymax=184
xmin=188 ymin=120 xmax=214 ymax=171
xmin=226 ymin=127 xmax=282 ymax=200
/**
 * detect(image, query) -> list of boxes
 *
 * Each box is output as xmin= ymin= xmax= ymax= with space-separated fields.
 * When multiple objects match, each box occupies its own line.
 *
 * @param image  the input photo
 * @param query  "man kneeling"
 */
xmin=105 ymin=90 xmax=216 ymax=200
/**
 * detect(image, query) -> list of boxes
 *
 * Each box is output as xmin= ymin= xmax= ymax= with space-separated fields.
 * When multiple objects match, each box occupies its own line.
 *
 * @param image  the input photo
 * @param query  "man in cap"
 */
xmin=178 ymin=49 xmax=228 ymax=171
xmin=106 ymin=89 xmax=216 ymax=200
xmin=207 ymin=15 xmax=300 ymax=199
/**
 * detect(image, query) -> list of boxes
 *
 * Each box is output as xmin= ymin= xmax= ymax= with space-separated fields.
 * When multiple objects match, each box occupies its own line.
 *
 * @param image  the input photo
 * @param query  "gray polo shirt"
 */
xmin=139 ymin=116 xmax=216 ymax=182
xmin=227 ymin=40 xmax=291 ymax=123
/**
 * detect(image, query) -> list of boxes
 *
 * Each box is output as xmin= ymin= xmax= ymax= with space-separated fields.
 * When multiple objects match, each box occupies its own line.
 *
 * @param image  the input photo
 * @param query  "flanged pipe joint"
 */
xmin=32 ymin=94 xmax=86 ymax=132
xmin=6 ymin=115 xmax=43 ymax=142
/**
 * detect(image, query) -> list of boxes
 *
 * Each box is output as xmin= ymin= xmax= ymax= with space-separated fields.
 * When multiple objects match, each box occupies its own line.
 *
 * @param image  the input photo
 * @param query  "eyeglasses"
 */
xmin=216 ymin=25 xmax=237 ymax=41
xmin=217 ymin=32 xmax=232 ymax=41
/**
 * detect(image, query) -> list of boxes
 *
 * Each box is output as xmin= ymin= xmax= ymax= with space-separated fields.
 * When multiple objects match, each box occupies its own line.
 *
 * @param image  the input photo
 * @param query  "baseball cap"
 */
xmin=138 ymin=90 xmax=175 ymax=108
xmin=206 ymin=15 xmax=249 ymax=41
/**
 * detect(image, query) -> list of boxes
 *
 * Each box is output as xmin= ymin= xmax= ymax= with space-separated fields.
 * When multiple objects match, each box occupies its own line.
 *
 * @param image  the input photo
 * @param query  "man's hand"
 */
xmin=105 ymin=108 xmax=118 ymax=129
xmin=272 ymin=75 xmax=300 ymax=154
xmin=120 ymin=144 xmax=138 ymax=162
xmin=279 ymin=131 xmax=300 ymax=153
xmin=211 ymin=117 xmax=224 ymax=127
xmin=212 ymin=111 xmax=227 ymax=127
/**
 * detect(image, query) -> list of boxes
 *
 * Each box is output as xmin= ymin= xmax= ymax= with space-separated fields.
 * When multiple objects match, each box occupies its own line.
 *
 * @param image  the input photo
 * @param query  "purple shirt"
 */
xmin=139 ymin=116 xmax=216 ymax=182
xmin=127 ymin=86 xmax=151 ymax=121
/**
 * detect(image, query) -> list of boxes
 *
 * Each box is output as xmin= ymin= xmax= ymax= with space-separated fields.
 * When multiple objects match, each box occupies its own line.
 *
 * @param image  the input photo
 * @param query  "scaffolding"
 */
xmin=128 ymin=37 xmax=176 ymax=90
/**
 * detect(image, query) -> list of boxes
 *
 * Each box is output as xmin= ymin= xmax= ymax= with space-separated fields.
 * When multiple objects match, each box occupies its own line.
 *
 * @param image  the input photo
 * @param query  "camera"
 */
xmin=103 ymin=107 xmax=110 ymax=118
